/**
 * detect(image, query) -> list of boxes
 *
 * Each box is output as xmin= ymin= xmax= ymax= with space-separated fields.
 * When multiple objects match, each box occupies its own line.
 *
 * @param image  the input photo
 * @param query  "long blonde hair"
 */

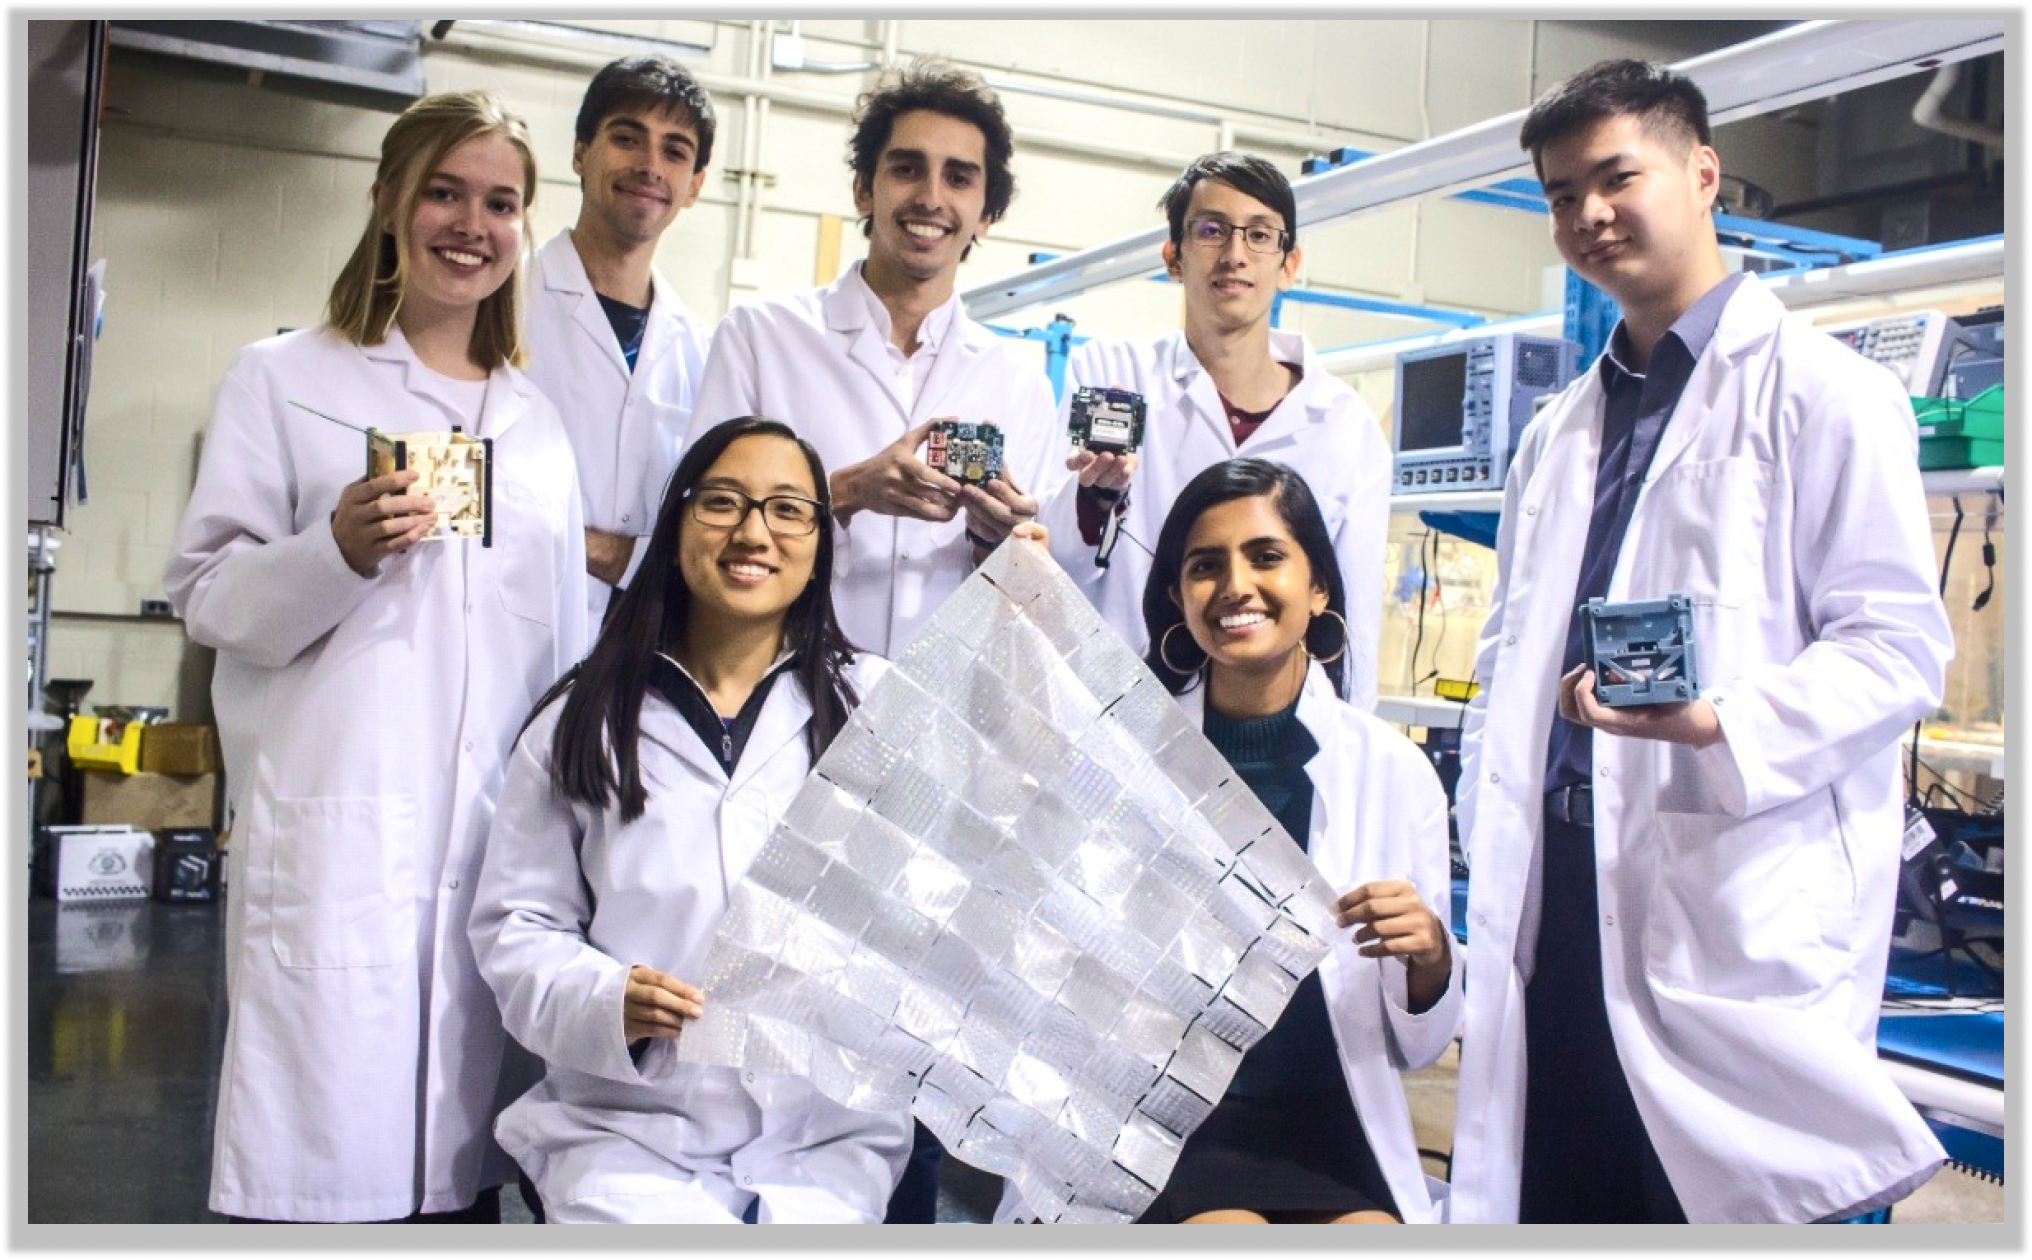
xmin=325 ymin=90 xmax=537 ymax=370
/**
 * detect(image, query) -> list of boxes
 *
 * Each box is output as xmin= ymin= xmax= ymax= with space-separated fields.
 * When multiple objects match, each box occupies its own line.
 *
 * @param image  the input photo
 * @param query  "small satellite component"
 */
xmin=1068 ymin=387 xmax=1146 ymax=456
xmin=1579 ymin=594 xmax=1699 ymax=708
xmin=367 ymin=427 xmax=492 ymax=545
xmin=926 ymin=420 xmax=1005 ymax=487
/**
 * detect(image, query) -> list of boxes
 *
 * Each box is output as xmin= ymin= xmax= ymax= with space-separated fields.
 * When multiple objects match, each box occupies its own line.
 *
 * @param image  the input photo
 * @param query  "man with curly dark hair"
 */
xmin=689 ymin=58 xmax=1061 ymax=668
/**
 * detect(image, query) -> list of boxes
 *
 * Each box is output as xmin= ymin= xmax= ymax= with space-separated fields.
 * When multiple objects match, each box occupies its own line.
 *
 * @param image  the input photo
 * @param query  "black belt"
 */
xmin=1545 ymin=784 xmax=1594 ymax=829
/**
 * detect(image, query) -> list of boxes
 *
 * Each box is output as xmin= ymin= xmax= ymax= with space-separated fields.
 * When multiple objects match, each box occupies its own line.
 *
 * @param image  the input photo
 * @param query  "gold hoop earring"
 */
xmin=1305 ymin=609 xmax=1349 ymax=666
xmin=1158 ymin=622 xmax=1205 ymax=677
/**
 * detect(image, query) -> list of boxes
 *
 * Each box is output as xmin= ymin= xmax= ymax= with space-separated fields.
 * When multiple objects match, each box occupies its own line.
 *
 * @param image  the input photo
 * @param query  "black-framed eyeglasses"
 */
xmin=1184 ymin=216 xmax=1290 ymax=255
xmin=685 ymin=487 xmax=824 ymax=537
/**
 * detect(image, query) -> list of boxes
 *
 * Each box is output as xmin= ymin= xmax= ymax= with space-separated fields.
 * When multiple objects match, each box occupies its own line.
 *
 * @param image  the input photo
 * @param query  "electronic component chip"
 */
xmin=367 ymin=427 xmax=492 ymax=545
xmin=1579 ymin=595 xmax=1699 ymax=708
xmin=1068 ymin=387 xmax=1146 ymax=456
xmin=926 ymin=420 xmax=1006 ymax=487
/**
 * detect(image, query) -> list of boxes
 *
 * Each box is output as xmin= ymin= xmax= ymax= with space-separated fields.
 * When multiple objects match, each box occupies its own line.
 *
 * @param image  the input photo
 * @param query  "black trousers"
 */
xmin=227 ymin=1185 xmax=502 ymax=1224
xmin=883 ymin=1120 xmax=943 ymax=1223
xmin=1519 ymin=812 xmax=1685 ymax=1224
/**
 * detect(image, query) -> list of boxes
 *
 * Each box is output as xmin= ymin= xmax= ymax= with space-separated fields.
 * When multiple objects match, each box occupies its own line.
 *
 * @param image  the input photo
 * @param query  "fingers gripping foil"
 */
xmin=677 ymin=542 xmax=1333 ymax=1222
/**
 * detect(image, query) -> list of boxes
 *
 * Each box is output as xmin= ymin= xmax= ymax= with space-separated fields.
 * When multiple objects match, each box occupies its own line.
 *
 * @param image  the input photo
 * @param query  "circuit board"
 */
xmin=1579 ymin=594 xmax=1699 ymax=708
xmin=366 ymin=428 xmax=492 ymax=544
xmin=1068 ymin=386 xmax=1147 ymax=456
xmin=926 ymin=420 xmax=1005 ymax=487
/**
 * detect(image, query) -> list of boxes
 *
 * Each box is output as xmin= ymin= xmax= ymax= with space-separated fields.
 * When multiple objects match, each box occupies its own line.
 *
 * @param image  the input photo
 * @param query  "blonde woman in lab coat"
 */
xmin=472 ymin=417 xmax=929 ymax=1223
xmin=164 ymin=92 xmax=589 ymax=1221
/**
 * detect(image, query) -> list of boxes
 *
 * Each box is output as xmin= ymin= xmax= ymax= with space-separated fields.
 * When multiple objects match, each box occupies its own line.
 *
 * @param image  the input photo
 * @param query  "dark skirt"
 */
xmin=1135 ymin=1083 xmax=1400 ymax=1223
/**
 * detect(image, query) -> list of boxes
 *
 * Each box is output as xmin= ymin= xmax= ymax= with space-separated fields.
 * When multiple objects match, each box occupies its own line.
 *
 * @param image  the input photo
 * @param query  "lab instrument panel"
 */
xmin=1822 ymin=309 xmax=1959 ymax=397
xmin=1391 ymin=333 xmax=1577 ymax=494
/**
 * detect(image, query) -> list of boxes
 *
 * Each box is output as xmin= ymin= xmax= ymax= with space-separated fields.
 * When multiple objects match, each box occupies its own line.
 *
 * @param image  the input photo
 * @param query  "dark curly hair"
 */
xmin=848 ymin=57 xmax=1015 ymax=258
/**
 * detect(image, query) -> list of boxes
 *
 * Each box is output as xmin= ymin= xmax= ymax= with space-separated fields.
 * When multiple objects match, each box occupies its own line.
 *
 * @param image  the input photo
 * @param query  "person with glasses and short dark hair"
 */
xmin=1037 ymin=151 xmax=1391 ymax=712
xmin=471 ymin=416 xmax=935 ymax=1223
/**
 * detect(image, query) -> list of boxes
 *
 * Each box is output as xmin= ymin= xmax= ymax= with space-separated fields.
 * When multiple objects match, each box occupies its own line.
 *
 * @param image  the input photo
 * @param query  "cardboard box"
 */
xmin=140 ymin=723 xmax=221 ymax=775
xmin=33 ymin=826 xmax=154 ymax=901
xmin=80 ymin=770 xmax=219 ymax=831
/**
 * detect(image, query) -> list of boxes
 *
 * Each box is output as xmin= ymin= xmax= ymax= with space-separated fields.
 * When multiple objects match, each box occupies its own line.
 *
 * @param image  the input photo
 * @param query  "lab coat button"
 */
xmin=448 ymin=879 xmax=459 ymax=891
xmin=1475 ymin=913 xmax=1487 ymax=927
xmin=463 ymin=741 xmax=475 ymax=753
xmin=743 ymin=1175 xmax=754 ymax=1187
xmin=1525 ymin=505 xmax=1538 ymax=516
xmin=1489 ymin=772 xmax=1500 ymax=784
xmin=622 ymin=514 xmax=632 ymax=525
xmin=1505 ymin=635 xmax=1517 ymax=646
xmin=1604 ymin=914 xmax=1614 ymax=927
xmin=745 ymin=1071 xmax=756 ymax=1084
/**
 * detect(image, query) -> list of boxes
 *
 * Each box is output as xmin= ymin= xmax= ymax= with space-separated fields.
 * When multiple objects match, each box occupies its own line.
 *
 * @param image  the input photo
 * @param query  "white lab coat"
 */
xmin=523 ymin=229 xmax=713 ymax=638
xmin=1449 ymin=276 xmax=1952 ymax=1224
xmin=470 ymin=654 xmax=911 ymax=1223
xmin=1001 ymin=662 xmax=1461 ymax=1224
xmin=688 ymin=262 xmax=1063 ymax=656
xmin=1038 ymin=329 xmax=1391 ymax=712
xmin=164 ymin=325 xmax=590 ymax=1221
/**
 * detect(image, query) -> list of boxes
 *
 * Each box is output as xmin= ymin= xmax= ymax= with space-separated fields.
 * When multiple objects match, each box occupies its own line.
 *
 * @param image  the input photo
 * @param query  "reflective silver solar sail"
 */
xmin=676 ymin=541 xmax=1337 ymax=1223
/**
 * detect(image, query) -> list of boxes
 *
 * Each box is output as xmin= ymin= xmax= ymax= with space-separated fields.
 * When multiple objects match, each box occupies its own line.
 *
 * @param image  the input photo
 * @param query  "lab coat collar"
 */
xmin=1635 ymin=271 xmax=1782 ymax=485
xmin=1170 ymin=660 xmax=1344 ymax=869
xmin=821 ymin=261 xmax=989 ymax=424
xmin=543 ymin=228 xmax=686 ymax=379
xmin=1168 ymin=327 xmax=1331 ymax=455
xmin=644 ymin=648 xmax=807 ymax=789
xmin=356 ymin=323 xmax=535 ymax=439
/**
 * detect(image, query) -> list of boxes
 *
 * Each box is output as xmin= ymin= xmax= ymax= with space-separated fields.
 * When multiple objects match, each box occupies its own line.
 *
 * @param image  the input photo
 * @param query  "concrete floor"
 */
xmin=27 ymin=896 xmax=2004 ymax=1224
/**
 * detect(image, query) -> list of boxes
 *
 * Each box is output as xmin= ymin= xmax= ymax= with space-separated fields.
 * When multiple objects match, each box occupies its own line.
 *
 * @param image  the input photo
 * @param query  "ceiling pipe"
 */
xmin=1911 ymin=62 xmax=2003 ymax=150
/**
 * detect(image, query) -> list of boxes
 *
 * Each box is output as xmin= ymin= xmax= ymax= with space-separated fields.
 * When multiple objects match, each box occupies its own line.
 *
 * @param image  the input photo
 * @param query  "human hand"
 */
xmin=830 ymin=417 xmax=963 ymax=525
xmin=623 ymin=964 xmax=704 ymax=1043
xmin=1064 ymin=446 xmax=1137 ymax=496
xmin=960 ymin=465 xmax=1037 ymax=549
xmin=1335 ymin=879 xmax=1449 ymax=970
xmin=1009 ymin=520 xmax=1051 ymax=550
xmin=330 ymin=469 xmax=436 ymax=577
xmin=1557 ymin=664 xmax=1723 ymax=748
xmin=585 ymin=528 xmax=637 ymax=587
xmin=1338 ymin=878 xmax=1452 ymax=1013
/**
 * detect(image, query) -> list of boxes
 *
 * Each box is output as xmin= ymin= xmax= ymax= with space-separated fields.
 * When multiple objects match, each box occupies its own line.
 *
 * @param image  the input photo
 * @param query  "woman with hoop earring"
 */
xmin=1136 ymin=457 xmax=1462 ymax=1225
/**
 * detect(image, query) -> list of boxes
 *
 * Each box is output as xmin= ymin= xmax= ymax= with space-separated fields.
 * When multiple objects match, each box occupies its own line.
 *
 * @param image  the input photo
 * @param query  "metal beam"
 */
xmin=962 ymin=19 xmax=2005 ymax=321
xmin=1314 ymin=235 xmax=2005 ymax=377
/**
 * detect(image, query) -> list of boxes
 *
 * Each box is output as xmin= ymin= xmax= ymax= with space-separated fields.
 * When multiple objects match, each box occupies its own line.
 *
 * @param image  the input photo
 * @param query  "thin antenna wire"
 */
xmin=288 ymin=400 xmax=371 ymax=434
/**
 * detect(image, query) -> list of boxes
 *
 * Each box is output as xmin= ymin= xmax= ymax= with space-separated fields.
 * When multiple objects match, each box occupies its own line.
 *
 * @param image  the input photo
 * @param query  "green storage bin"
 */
xmin=1915 ymin=387 xmax=2004 ymax=470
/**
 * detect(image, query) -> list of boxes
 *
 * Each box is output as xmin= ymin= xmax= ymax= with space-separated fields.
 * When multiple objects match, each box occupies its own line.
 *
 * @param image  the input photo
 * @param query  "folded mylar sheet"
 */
xmin=676 ymin=541 xmax=1337 ymax=1223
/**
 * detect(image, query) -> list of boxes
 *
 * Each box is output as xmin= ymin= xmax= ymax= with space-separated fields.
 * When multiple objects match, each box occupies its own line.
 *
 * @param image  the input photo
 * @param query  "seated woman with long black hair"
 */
xmin=1133 ymin=457 xmax=1462 ymax=1225
xmin=469 ymin=416 xmax=920 ymax=1223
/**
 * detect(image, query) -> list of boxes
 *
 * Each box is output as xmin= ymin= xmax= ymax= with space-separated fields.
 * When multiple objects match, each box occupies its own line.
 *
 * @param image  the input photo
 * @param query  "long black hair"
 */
xmin=530 ymin=416 xmax=859 ymax=823
xmin=1140 ymin=458 xmax=1349 ymax=700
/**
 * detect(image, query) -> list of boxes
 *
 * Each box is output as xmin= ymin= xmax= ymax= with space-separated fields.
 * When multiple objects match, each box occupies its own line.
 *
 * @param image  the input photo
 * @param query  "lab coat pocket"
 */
xmin=1641 ymin=456 xmax=1772 ymax=608
xmin=1644 ymin=804 xmax=1840 ymax=1001
xmin=493 ymin=479 xmax=560 ymax=630
xmin=269 ymin=794 xmax=418 ymax=969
